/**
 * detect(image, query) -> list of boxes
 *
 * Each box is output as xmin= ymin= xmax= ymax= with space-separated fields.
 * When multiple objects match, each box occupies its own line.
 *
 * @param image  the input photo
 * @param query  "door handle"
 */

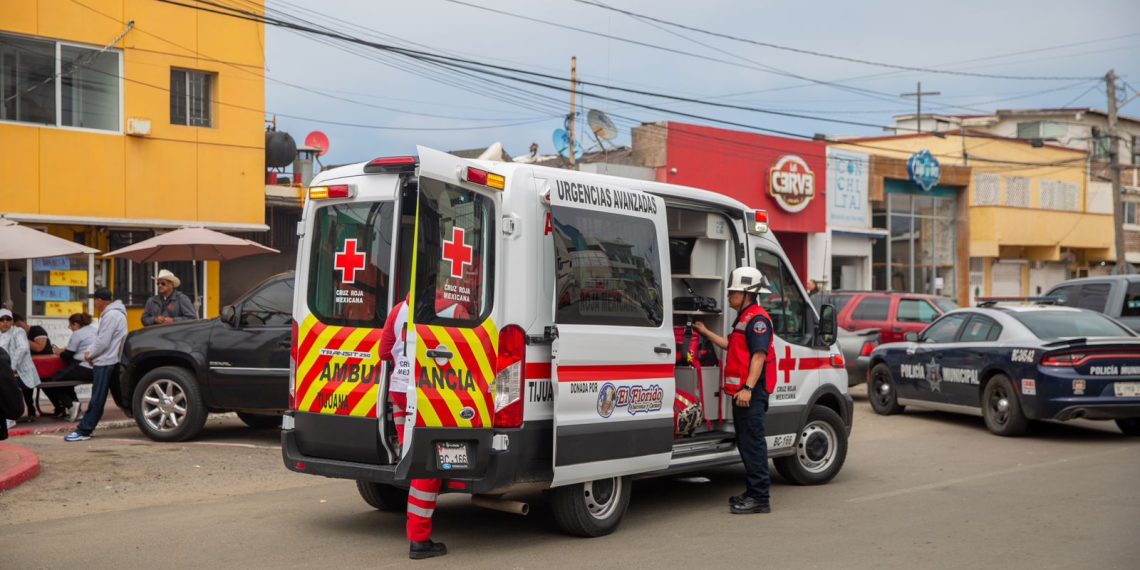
xmin=654 ymin=345 xmax=673 ymax=355
xmin=425 ymin=348 xmax=453 ymax=359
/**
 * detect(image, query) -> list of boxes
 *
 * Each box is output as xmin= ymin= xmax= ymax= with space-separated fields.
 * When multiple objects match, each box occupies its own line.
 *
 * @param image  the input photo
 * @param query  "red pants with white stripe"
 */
xmin=391 ymin=392 xmax=442 ymax=543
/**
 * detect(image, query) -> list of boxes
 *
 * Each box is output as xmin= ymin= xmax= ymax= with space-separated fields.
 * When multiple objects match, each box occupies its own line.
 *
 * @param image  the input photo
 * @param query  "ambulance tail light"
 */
xmin=288 ymin=320 xmax=298 ymax=410
xmin=364 ymin=156 xmax=417 ymax=174
xmin=308 ymin=184 xmax=355 ymax=200
xmin=463 ymin=167 xmax=506 ymax=190
xmin=493 ymin=325 xmax=526 ymax=428
xmin=749 ymin=209 xmax=770 ymax=235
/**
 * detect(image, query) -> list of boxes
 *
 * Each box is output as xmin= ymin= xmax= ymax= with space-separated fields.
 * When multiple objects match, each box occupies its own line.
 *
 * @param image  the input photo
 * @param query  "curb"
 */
xmin=0 ymin=442 xmax=42 ymax=492
xmin=7 ymin=419 xmax=137 ymax=438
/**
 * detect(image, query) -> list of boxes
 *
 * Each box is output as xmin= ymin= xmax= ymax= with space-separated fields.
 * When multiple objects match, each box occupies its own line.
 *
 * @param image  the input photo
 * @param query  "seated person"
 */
xmin=44 ymin=313 xmax=97 ymax=420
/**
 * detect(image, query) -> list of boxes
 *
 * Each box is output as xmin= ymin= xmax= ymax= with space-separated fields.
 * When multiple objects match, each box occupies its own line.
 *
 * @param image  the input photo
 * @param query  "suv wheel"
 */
xmin=133 ymin=366 xmax=208 ymax=442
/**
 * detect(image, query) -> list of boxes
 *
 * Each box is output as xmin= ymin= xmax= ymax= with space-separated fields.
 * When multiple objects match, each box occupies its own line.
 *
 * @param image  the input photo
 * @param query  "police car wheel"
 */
xmin=132 ymin=366 xmax=209 ymax=442
xmin=773 ymin=405 xmax=848 ymax=486
xmin=236 ymin=412 xmax=281 ymax=429
xmin=550 ymin=476 xmax=631 ymax=537
xmin=981 ymin=375 xmax=1028 ymax=437
xmin=1114 ymin=418 xmax=1140 ymax=436
xmin=356 ymin=481 xmax=409 ymax=512
xmin=868 ymin=364 xmax=904 ymax=415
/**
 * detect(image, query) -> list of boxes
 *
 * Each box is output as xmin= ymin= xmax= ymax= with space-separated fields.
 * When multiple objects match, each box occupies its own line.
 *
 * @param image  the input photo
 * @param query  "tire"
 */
xmin=132 ymin=366 xmax=209 ymax=442
xmin=982 ymin=375 xmax=1028 ymax=437
xmin=1116 ymin=418 xmax=1140 ymax=436
xmin=356 ymin=481 xmax=409 ymax=512
xmin=868 ymin=363 xmax=905 ymax=415
xmin=237 ymin=412 xmax=281 ymax=429
xmin=773 ymin=405 xmax=849 ymax=486
xmin=550 ymin=476 xmax=632 ymax=537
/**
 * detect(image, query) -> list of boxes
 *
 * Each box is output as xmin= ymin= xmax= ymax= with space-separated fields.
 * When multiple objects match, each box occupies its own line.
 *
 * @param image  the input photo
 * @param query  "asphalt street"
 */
xmin=2 ymin=388 xmax=1138 ymax=569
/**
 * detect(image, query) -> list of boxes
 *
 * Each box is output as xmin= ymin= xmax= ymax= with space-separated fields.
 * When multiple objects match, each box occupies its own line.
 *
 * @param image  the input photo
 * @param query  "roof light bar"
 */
xmin=363 ymin=156 xmax=417 ymax=174
xmin=308 ymin=184 xmax=355 ymax=200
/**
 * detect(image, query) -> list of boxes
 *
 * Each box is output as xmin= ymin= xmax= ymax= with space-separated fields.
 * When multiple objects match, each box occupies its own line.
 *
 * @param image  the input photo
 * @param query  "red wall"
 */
xmin=660 ymin=123 xmax=827 ymax=234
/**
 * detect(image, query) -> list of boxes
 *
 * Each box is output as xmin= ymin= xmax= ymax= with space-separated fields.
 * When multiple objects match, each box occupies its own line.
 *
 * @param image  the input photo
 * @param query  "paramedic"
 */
xmin=380 ymin=296 xmax=447 ymax=560
xmin=693 ymin=267 xmax=776 ymax=514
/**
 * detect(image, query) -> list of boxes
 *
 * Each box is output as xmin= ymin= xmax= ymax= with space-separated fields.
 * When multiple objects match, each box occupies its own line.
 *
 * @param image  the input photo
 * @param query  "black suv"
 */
xmin=119 ymin=272 xmax=294 ymax=441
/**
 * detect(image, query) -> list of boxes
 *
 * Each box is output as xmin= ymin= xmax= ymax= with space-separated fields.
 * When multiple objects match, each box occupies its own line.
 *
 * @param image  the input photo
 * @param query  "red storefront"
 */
xmin=645 ymin=122 xmax=827 ymax=281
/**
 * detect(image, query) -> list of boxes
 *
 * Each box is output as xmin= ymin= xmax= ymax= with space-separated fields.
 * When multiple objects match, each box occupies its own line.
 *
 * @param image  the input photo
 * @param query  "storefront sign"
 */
xmin=49 ymin=270 xmax=88 ymax=287
xmin=826 ymin=148 xmax=870 ymax=228
xmin=32 ymin=285 xmax=71 ymax=302
xmin=769 ymin=155 xmax=816 ymax=213
xmin=907 ymin=150 xmax=941 ymax=191
xmin=45 ymin=301 xmax=85 ymax=317
xmin=33 ymin=257 xmax=71 ymax=271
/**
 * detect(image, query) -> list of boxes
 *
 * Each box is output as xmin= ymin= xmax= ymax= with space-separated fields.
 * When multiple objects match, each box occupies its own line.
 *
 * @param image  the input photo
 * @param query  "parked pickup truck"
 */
xmin=118 ymin=272 xmax=294 ymax=442
xmin=1045 ymin=275 xmax=1140 ymax=333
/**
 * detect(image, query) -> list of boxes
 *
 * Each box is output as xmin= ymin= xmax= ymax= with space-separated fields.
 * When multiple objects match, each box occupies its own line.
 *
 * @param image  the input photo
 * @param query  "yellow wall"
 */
xmin=0 ymin=0 xmax=265 ymax=225
xmin=832 ymin=134 xmax=1114 ymax=259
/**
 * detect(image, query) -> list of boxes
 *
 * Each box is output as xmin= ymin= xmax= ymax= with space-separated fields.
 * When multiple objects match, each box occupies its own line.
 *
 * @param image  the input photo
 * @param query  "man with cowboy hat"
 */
xmin=693 ymin=266 xmax=777 ymax=514
xmin=141 ymin=269 xmax=197 ymax=326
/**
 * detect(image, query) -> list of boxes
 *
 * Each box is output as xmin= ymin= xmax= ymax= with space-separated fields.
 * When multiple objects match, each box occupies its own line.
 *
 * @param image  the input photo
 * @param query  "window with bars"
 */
xmin=1005 ymin=176 xmax=1030 ymax=207
xmin=1039 ymin=180 xmax=1080 ymax=211
xmin=170 ymin=68 xmax=213 ymax=127
xmin=109 ymin=230 xmax=155 ymax=307
xmin=973 ymin=173 xmax=1000 ymax=205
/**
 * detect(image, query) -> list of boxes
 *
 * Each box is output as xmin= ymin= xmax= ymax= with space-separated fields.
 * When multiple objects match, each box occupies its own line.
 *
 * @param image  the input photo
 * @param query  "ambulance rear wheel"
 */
xmin=356 ymin=481 xmax=408 ymax=512
xmin=773 ymin=405 xmax=848 ymax=486
xmin=550 ymin=476 xmax=631 ymax=537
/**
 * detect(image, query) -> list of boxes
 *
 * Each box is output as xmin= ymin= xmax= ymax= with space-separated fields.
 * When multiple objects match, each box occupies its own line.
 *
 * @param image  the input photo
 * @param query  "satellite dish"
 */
xmin=587 ymin=109 xmax=618 ymax=141
xmin=304 ymin=131 xmax=330 ymax=157
xmin=553 ymin=128 xmax=583 ymax=160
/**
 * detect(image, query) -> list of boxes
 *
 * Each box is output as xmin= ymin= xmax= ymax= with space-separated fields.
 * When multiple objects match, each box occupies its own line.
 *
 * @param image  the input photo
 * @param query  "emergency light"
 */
xmin=463 ymin=166 xmax=506 ymax=190
xmin=750 ymin=209 xmax=770 ymax=234
xmin=363 ymin=156 xmax=417 ymax=174
xmin=308 ymin=184 xmax=355 ymax=200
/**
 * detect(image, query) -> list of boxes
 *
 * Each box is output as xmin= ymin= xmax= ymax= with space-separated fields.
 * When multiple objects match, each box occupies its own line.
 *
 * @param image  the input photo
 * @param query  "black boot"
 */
xmin=730 ymin=496 xmax=771 ymax=514
xmin=728 ymin=493 xmax=747 ymax=505
xmin=409 ymin=540 xmax=447 ymax=560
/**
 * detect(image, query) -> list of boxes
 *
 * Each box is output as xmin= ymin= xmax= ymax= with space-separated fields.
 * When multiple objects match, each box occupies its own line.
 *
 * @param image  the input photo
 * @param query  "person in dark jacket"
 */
xmin=141 ymin=269 xmax=197 ymax=326
xmin=0 ymin=347 xmax=25 ymax=439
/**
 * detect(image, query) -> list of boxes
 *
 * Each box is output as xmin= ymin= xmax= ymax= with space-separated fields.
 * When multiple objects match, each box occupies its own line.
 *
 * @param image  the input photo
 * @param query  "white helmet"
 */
xmin=727 ymin=267 xmax=771 ymax=294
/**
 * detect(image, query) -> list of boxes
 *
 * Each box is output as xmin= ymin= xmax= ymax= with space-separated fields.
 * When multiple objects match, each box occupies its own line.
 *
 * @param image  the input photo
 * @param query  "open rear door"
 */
xmin=548 ymin=181 xmax=675 ymax=486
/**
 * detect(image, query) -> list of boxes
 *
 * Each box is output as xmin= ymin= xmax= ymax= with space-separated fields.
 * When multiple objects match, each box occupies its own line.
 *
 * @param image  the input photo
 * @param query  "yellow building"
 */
xmin=832 ymin=132 xmax=1113 ymax=305
xmin=0 ymin=0 xmax=265 ymax=331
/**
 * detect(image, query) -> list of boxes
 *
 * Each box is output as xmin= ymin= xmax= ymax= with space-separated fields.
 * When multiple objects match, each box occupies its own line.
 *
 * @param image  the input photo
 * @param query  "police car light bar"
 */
xmin=464 ymin=167 xmax=506 ymax=190
xmin=750 ymin=209 xmax=769 ymax=234
xmin=976 ymin=296 xmax=1060 ymax=307
xmin=363 ymin=156 xmax=417 ymax=174
xmin=308 ymin=184 xmax=355 ymax=200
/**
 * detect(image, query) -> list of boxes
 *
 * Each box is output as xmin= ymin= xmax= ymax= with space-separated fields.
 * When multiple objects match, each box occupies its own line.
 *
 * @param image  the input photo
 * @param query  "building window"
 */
xmin=974 ymin=173 xmax=1000 ymax=206
xmin=1039 ymin=180 xmax=1079 ymax=211
xmin=1126 ymin=202 xmax=1138 ymax=226
xmin=1004 ymin=176 xmax=1030 ymax=208
xmin=109 ymin=231 xmax=156 ymax=307
xmin=1132 ymin=135 xmax=1140 ymax=166
xmin=1016 ymin=121 xmax=1065 ymax=140
xmin=0 ymin=32 xmax=121 ymax=131
xmin=1090 ymin=128 xmax=1111 ymax=161
xmin=170 ymin=69 xmax=213 ymax=127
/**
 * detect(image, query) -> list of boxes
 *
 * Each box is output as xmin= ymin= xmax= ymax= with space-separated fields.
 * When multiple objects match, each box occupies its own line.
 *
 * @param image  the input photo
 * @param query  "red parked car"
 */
xmin=815 ymin=291 xmax=959 ymax=344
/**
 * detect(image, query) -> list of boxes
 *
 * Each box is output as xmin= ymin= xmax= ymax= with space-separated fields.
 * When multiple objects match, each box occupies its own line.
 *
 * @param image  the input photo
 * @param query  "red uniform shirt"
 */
xmin=723 ymin=303 xmax=777 ymax=397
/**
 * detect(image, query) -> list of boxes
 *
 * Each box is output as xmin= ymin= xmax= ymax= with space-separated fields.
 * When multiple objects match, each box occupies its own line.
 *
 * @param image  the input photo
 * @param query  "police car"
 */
xmin=867 ymin=300 xmax=1140 ymax=436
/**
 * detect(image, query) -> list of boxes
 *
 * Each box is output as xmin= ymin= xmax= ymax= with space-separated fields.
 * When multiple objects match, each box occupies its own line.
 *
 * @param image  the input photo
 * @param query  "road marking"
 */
xmin=34 ymin=435 xmax=281 ymax=450
xmin=848 ymin=445 xmax=1133 ymax=504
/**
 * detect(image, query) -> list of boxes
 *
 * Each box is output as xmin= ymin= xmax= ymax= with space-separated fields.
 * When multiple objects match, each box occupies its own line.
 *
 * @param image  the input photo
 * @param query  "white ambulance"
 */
xmin=283 ymin=146 xmax=852 ymax=536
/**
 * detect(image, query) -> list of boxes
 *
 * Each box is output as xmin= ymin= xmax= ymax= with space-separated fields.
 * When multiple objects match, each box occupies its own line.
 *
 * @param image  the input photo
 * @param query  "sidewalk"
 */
xmin=0 ymin=442 xmax=41 ymax=492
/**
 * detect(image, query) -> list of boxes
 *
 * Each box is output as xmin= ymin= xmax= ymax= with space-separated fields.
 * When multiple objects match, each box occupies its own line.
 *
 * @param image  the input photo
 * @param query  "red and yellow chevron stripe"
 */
xmin=412 ymin=320 xmax=499 ymax=428
xmin=295 ymin=314 xmax=384 ymax=418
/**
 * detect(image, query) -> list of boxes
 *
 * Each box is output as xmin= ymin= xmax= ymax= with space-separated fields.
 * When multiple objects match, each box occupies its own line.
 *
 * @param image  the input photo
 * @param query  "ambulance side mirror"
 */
xmin=818 ymin=304 xmax=837 ymax=346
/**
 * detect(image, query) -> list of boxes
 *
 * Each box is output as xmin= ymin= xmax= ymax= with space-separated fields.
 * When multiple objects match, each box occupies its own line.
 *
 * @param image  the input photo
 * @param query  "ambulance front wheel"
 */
xmin=550 ymin=476 xmax=632 ymax=537
xmin=773 ymin=405 xmax=848 ymax=486
xmin=356 ymin=481 xmax=409 ymax=512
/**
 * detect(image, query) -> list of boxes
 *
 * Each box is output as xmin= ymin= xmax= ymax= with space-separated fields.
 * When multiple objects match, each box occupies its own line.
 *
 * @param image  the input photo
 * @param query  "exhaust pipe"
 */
xmin=471 ymin=495 xmax=530 ymax=516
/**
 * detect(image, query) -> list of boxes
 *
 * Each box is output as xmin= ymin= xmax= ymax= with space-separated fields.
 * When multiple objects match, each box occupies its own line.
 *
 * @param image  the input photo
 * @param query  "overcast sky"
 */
xmin=262 ymin=0 xmax=1140 ymax=166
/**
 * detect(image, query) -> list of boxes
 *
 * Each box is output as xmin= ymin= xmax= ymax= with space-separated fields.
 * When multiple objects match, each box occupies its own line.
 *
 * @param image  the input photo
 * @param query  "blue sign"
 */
xmin=907 ymin=149 xmax=942 ymax=192
xmin=32 ymin=285 xmax=71 ymax=302
xmin=33 ymin=257 xmax=71 ymax=271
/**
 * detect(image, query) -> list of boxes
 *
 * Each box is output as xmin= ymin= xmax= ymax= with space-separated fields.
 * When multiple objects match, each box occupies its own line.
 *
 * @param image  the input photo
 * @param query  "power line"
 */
xmin=572 ymin=0 xmax=1101 ymax=81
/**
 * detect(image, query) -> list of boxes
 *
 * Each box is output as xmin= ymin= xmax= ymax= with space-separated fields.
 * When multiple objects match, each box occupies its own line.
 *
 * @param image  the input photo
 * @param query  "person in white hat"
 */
xmin=141 ymin=269 xmax=197 ymax=326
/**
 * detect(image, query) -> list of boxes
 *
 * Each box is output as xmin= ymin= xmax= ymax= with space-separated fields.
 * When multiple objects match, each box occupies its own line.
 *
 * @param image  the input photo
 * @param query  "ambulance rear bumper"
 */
xmin=282 ymin=427 xmax=398 ymax=483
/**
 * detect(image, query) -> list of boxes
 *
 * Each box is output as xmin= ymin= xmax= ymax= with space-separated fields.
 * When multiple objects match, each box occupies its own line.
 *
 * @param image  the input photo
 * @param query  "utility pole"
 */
xmin=1106 ymin=69 xmax=1131 ymax=274
xmin=567 ymin=56 xmax=578 ymax=169
xmin=901 ymin=82 xmax=940 ymax=133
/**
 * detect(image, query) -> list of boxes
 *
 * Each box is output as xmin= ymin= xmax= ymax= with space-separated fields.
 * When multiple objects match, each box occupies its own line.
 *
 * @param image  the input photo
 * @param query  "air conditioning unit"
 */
xmin=126 ymin=118 xmax=152 ymax=136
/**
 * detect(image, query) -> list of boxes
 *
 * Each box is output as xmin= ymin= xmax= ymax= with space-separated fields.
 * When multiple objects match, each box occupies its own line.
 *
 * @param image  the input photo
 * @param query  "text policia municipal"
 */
xmin=555 ymin=179 xmax=659 ymax=214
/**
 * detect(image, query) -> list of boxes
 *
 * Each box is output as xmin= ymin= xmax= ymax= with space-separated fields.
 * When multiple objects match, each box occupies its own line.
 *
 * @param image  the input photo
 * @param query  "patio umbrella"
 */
xmin=0 ymin=219 xmax=99 ymax=308
xmin=103 ymin=227 xmax=280 ymax=316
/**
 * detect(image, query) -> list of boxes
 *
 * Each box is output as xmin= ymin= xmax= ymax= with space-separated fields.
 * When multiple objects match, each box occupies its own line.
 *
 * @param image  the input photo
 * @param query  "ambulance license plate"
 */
xmin=436 ymin=442 xmax=470 ymax=470
xmin=1114 ymin=382 xmax=1140 ymax=397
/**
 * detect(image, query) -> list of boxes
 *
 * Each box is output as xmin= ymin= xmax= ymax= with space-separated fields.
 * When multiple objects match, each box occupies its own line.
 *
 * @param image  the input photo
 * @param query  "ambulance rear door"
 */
xmin=547 ymin=179 xmax=675 ymax=486
xmin=396 ymin=147 xmax=501 ymax=480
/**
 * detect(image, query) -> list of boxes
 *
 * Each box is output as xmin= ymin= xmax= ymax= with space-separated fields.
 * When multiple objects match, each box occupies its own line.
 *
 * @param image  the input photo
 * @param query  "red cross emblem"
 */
xmin=778 ymin=345 xmax=797 ymax=384
xmin=442 ymin=227 xmax=473 ymax=279
xmin=334 ymin=238 xmax=367 ymax=283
